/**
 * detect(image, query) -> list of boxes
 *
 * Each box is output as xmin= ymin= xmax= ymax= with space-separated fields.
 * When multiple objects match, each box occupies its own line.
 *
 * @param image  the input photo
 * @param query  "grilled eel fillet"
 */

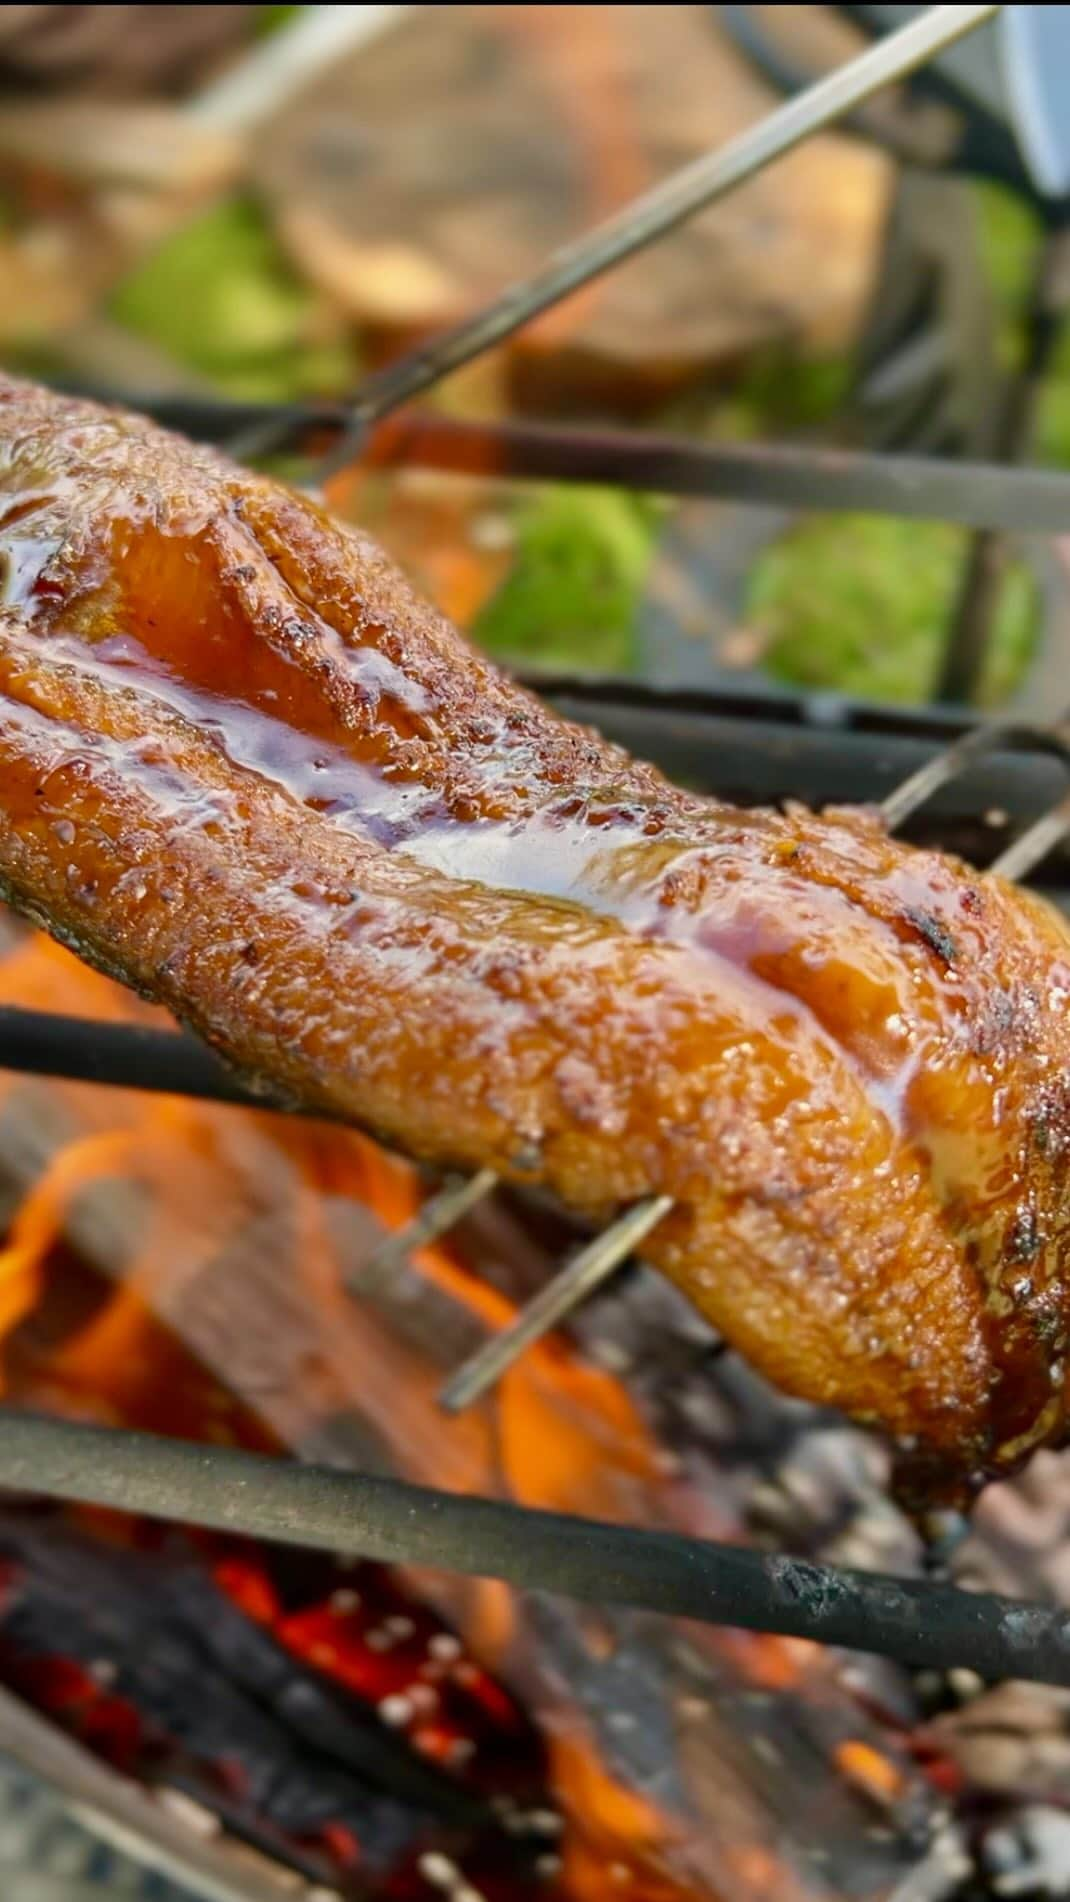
xmin=0 ymin=375 xmax=1068 ymax=1502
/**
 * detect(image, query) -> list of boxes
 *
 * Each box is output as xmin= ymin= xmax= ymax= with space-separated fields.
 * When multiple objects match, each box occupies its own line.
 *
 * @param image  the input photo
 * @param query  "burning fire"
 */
xmin=0 ymin=918 xmax=927 ymax=1901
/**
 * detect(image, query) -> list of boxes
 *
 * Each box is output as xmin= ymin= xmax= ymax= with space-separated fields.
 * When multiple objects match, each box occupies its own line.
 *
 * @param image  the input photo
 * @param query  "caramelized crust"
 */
xmin=0 ymin=374 xmax=1069 ymax=1500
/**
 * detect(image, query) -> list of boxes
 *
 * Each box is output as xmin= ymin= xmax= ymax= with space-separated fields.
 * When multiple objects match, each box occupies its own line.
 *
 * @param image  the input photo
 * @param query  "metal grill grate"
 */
xmin=4 ymin=21 xmax=1070 ymax=1877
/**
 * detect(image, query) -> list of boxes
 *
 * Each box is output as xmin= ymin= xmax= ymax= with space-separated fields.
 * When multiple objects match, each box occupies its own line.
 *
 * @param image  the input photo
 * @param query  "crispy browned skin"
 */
xmin=0 ymin=375 xmax=1069 ymax=1499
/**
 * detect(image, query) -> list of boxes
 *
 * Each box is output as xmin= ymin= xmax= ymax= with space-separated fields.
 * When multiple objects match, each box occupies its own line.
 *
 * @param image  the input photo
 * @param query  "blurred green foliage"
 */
xmin=99 ymin=156 xmax=1060 ymax=705
xmin=733 ymin=183 xmax=1054 ymax=706
xmin=985 ymin=186 xmax=1070 ymax=467
xmin=474 ymin=488 xmax=660 ymax=674
xmin=110 ymin=197 xmax=355 ymax=401
xmin=713 ymin=347 xmax=852 ymax=440
xmin=257 ymin=5 xmax=304 ymax=33
xmin=957 ymin=181 xmax=1070 ymax=465
xmin=975 ymin=180 xmax=1036 ymax=319
xmin=474 ymin=352 xmax=854 ymax=675
xmin=746 ymin=513 xmax=1038 ymax=706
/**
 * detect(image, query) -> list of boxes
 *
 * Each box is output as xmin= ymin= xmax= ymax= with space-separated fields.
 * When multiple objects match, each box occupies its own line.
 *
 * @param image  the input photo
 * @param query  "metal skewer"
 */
xmin=232 ymin=2 xmax=1000 ymax=464
xmin=879 ymin=722 xmax=1070 ymax=831
xmin=989 ymin=787 xmax=1070 ymax=880
xmin=439 ymin=1194 xmax=674 ymax=1411
xmin=350 ymin=1165 xmax=499 ymax=1291
xmin=880 ymin=719 xmax=1070 ymax=848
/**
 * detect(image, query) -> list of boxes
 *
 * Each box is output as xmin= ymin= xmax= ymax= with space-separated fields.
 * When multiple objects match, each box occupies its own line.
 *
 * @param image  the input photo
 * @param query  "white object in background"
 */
xmin=187 ymin=5 xmax=413 ymax=137
xmin=1002 ymin=5 xmax=1070 ymax=199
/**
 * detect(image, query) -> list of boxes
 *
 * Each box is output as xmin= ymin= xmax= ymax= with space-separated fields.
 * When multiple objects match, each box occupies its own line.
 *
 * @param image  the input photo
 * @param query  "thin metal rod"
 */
xmin=348 ymin=413 xmax=1070 ymax=536
xmin=0 ymin=1682 xmax=291 ymax=1902
xmin=439 ymin=1194 xmax=674 ymax=1412
xmin=991 ymin=788 xmax=1070 ymax=880
xmin=882 ymin=715 xmax=1070 ymax=874
xmin=185 ymin=4 xmax=411 ymax=136
xmin=5 ymin=1410 xmax=1070 ymax=1688
xmin=349 ymin=1166 xmax=499 ymax=1293
xmin=882 ymin=721 xmax=1070 ymax=879
xmin=0 ymin=1007 xmax=275 ymax=1111
xmin=879 ymin=723 xmax=1070 ymax=831
xmin=65 ymin=390 xmax=1070 ymax=538
xmin=234 ymin=2 xmax=999 ymax=461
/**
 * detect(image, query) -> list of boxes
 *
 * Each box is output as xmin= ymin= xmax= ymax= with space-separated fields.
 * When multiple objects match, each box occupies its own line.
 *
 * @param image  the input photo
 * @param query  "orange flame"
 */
xmin=0 ymin=920 xmax=913 ymax=1901
xmin=0 ymin=928 xmax=697 ymax=1892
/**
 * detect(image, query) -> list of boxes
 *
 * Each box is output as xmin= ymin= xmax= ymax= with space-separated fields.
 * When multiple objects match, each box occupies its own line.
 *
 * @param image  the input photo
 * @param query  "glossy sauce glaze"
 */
xmin=0 ymin=375 xmax=1069 ymax=1503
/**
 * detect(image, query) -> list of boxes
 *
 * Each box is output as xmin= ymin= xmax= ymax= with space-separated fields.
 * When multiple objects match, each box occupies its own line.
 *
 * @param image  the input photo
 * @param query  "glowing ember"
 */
xmin=0 ymin=1509 xmax=553 ymax=1895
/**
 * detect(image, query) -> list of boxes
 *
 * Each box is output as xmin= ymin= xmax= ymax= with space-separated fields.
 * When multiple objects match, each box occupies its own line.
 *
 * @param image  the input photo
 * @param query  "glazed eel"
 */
xmin=0 ymin=374 xmax=1068 ymax=1502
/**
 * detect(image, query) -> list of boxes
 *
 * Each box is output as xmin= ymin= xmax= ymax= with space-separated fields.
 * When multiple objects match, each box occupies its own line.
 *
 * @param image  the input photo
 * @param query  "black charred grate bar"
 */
xmin=2 ymin=1411 xmax=1069 ymax=1693
xmin=0 ymin=1006 xmax=272 ymax=1108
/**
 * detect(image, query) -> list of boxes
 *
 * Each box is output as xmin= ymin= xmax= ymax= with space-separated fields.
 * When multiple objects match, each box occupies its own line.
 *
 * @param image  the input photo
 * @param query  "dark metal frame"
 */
xmin=52 ymin=395 xmax=1070 ymax=534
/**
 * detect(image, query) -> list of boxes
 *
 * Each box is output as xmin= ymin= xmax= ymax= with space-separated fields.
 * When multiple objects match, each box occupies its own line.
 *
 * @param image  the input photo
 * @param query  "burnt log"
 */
xmin=0 ymin=1505 xmax=555 ymax=1897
